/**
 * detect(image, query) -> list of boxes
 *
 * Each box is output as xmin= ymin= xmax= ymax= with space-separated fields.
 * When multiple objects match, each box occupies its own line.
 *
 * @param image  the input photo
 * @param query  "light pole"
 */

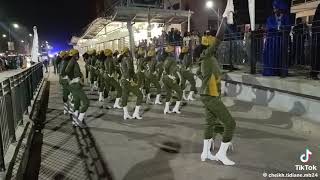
xmin=206 ymin=0 xmax=220 ymax=29
xmin=7 ymin=23 xmax=20 ymax=51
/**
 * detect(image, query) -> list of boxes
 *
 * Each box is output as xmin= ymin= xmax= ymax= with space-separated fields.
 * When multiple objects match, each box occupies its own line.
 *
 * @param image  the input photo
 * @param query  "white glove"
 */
xmin=223 ymin=0 xmax=234 ymax=25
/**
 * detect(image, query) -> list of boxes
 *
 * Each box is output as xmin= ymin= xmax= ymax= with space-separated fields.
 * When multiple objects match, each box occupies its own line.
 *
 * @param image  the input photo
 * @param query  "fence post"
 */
xmin=250 ymin=31 xmax=257 ymax=74
xmin=280 ymin=30 xmax=289 ymax=78
xmin=8 ymin=78 xmax=17 ymax=143
xmin=0 ymin=82 xmax=6 ymax=171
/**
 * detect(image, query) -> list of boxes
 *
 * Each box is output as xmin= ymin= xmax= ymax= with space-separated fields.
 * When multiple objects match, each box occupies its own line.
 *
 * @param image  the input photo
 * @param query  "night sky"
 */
xmin=0 ymin=0 xmax=96 ymax=52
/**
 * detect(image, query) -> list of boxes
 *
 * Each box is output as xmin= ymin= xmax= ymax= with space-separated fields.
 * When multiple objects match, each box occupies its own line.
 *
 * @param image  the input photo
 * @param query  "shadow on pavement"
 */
xmin=74 ymin=125 xmax=115 ymax=180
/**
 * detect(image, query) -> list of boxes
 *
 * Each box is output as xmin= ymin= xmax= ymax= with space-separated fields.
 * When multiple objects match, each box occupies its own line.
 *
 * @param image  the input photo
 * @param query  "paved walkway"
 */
xmin=28 ymin=69 xmax=320 ymax=180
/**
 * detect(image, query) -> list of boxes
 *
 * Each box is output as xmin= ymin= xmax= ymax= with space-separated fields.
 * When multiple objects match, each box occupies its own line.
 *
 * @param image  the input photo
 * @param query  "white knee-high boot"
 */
xmin=172 ymin=101 xmax=181 ymax=114
xmin=187 ymin=91 xmax=195 ymax=101
xmin=164 ymin=102 xmax=172 ymax=114
xmin=146 ymin=93 xmax=151 ymax=104
xmin=182 ymin=90 xmax=188 ymax=101
xmin=98 ymin=92 xmax=104 ymax=102
xmin=72 ymin=111 xmax=79 ymax=126
xmin=154 ymin=94 xmax=162 ymax=105
xmin=201 ymin=139 xmax=217 ymax=161
xmin=77 ymin=113 xmax=86 ymax=128
xmin=113 ymin=98 xmax=122 ymax=109
xmin=215 ymin=142 xmax=235 ymax=166
xmin=132 ymin=106 xmax=142 ymax=119
xmin=123 ymin=106 xmax=132 ymax=120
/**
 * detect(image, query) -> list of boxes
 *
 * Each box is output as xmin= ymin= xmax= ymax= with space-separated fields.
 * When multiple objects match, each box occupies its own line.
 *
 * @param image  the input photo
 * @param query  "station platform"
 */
xmin=22 ymin=67 xmax=320 ymax=180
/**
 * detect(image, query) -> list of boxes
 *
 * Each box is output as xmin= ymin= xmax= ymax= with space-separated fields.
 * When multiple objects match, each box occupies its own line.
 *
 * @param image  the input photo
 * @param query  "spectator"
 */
xmin=52 ymin=55 xmax=58 ymax=74
xmin=190 ymin=31 xmax=200 ymax=60
xmin=42 ymin=55 xmax=49 ymax=73
xmin=168 ymin=28 xmax=175 ymax=45
xmin=262 ymin=0 xmax=291 ymax=77
xmin=183 ymin=32 xmax=191 ymax=48
xmin=174 ymin=30 xmax=183 ymax=61
xmin=292 ymin=17 xmax=307 ymax=66
xmin=310 ymin=4 xmax=320 ymax=80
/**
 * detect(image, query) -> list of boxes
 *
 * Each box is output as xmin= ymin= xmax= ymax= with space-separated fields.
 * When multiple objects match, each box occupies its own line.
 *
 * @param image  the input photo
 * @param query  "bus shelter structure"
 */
xmin=72 ymin=6 xmax=193 ymax=58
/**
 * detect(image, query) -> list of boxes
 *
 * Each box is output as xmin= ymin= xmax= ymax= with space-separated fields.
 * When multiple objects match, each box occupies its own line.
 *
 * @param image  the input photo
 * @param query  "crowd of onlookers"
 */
xmin=0 ymin=55 xmax=26 ymax=72
xmin=137 ymin=28 xmax=217 ymax=61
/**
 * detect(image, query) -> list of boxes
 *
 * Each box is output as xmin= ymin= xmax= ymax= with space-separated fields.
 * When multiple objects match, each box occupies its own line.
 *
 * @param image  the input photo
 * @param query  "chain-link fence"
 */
xmin=0 ymin=62 xmax=43 ymax=171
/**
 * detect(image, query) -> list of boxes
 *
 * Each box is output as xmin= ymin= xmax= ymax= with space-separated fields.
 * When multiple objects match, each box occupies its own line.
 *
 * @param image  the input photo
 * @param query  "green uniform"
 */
xmin=89 ymin=55 xmax=98 ymax=84
xmin=96 ymin=59 xmax=105 ymax=92
xmin=113 ymin=55 xmax=122 ymax=80
xmin=66 ymin=57 xmax=90 ymax=113
xmin=144 ymin=56 xmax=161 ymax=94
xmin=157 ymin=52 xmax=167 ymax=81
xmin=120 ymin=54 xmax=143 ymax=107
xmin=180 ymin=53 xmax=197 ymax=92
xmin=59 ymin=58 xmax=71 ymax=103
xmin=103 ymin=56 xmax=122 ymax=98
xmin=162 ymin=55 xmax=183 ymax=102
xmin=135 ymin=56 xmax=147 ymax=88
xmin=200 ymin=42 xmax=236 ymax=143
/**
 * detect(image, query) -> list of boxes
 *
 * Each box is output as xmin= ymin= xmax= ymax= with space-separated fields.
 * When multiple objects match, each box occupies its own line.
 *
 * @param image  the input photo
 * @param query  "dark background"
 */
xmin=234 ymin=0 xmax=293 ymax=24
xmin=0 ymin=0 xmax=98 ymax=52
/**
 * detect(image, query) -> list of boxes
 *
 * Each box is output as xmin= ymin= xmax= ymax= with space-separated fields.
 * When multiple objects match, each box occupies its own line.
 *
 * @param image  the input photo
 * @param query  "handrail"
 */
xmin=0 ymin=62 xmax=43 ymax=171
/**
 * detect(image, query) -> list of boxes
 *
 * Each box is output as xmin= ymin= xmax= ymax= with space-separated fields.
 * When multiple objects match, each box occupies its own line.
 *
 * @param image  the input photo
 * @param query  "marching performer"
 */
xmin=103 ymin=49 xmax=122 ymax=109
xmin=56 ymin=51 xmax=73 ymax=115
xmin=179 ymin=47 xmax=197 ymax=101
xmin=120 ymin=47 xmax=143 ymax=120
xmin=200 ymin=14 xmax=236 ymax=165
xmin=88 ymin=50 xmax=98 ymax=92
xmin=162 ymin=46 xmax=183 ymax=114
xmin=97 ymin=51 xmax=106 ymax=102
xmin=135 ymin=47 xmax=147 ymax=101
xmin=144 ymin=48 xmax=162 ymax=105
xmin=66 ymin=49 xmax=90 ymax=128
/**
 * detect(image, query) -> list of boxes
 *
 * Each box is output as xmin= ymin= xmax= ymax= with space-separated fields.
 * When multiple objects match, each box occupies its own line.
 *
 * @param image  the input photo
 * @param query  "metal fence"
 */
xmin=0 ymin=62 xmax=43 ymax=171
xmin=217 ymin=25 xmax=320 ymax=78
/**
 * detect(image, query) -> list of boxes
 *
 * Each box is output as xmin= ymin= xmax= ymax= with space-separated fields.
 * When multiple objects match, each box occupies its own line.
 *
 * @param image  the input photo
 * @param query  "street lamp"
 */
xmin=13 ymin=23 xmax=19 ymax=29
xmin=206 ymin=1 xmax=214 ymax=9
xmin=21 ymin=40 xmax=24 ymax=43
xmin=206 ymin=0 xmax=220 ymax=29
xmin=29 ymin=33 xmax=33 ymax=37
xmin=2 ymin=34 xmax=7 ymax=38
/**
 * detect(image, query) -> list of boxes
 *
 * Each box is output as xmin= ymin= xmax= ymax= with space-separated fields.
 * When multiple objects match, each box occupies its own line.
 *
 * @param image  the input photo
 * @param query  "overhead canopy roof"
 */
xmin=81 ymin=18 xmax=111 ymax=39
xmin=112 ymin=6 xmax=193 ymax=24
xmin=78 ymin=6 xmax=193 ymax=40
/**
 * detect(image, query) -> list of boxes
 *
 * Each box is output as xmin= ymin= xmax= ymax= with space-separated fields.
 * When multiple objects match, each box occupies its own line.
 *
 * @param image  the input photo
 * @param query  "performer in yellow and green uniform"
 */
xmin=65 ymin=49 xmax=90 ymax=128
xmin=162 ymin=46 xmax=183 ymax=114
xmin=113 ymin=50 xmax=122 ymax=81
xmin=103 ymin=49 xmax=122 ymax=109
xmin=82 ymin=52 xmax=90 ymax=84
xmin=88 ymin=50 xmax=98 ymax=92
xmin=144 ymin=49 xmax=162 ymax=105
xmin=156 ymin=50 xmax=166 ymax=82
xmin=135 ymin=48 xmax=147 ymax=99
xmin=120 ymin=47 xmax=143 ymax=120
xmin=200 ymin=17 xmax=236 ymax=166
xmin=56 ymin=51 xmax=72 ymax=115
xmin=97 ymin=51 xmax=106 ymax=102
xmin=179 ymin=46 xmax=197 ymax=101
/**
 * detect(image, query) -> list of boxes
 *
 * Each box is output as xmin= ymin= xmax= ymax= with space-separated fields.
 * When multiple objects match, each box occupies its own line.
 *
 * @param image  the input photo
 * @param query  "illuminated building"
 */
xmin=291 ymin=0 xmax=320 ymax=23
xmin=71 ymin=0 xmax=192 ymax=55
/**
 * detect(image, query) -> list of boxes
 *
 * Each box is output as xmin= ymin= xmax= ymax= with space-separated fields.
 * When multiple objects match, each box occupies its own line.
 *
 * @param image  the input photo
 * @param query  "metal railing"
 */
xmin=216 ymin=25 xmax=320 ymax=78
xmin=0 ymin=62 xmax=43 ymax=171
